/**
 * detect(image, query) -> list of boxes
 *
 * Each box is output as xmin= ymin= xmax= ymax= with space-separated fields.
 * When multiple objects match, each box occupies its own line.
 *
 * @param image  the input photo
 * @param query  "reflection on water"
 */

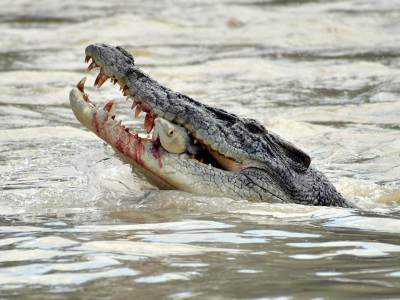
xmin=1 ymin=0 xmax=400 ymax=299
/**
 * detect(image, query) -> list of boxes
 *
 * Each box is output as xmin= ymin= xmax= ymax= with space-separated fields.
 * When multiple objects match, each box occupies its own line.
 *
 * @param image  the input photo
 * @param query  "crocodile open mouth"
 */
xmin=68 ymin=43 xmax=353 ymax=206
xmin=80 ymin=55 xmax=243 ymax=172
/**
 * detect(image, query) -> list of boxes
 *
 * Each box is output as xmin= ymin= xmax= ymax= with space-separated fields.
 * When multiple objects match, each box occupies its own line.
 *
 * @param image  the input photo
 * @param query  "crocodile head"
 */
xmin=70 ymin=43 xmax=351 ymax=207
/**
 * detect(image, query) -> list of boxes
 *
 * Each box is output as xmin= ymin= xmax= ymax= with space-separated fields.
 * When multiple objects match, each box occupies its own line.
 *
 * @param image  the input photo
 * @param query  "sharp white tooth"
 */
xmin=135 ymin=105 xmax=142 ymax=118
xmin=109 ymin=105 xmax=116 ymax=117
xmin=104 ymin=99 xmax=115 ymax=112
xmin=126 ymin=95 xmax=133 ymax=101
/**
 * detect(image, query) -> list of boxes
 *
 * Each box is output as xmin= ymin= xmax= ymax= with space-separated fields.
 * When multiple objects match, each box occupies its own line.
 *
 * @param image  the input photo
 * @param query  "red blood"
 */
xmin=133 ymin=139 xmax=145 ymax=166
xmin=115 ymin=133 xmax=126 ymax=154
xmin=92 ymin=117 xmax=101 ymax=136
xmin=151 ymin=144 xmax=164 ymax=168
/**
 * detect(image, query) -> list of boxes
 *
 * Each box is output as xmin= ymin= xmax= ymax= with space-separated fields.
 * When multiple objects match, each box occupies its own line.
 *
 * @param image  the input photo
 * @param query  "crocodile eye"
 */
xmin=246 ymin=124 xmax=264 ymax=135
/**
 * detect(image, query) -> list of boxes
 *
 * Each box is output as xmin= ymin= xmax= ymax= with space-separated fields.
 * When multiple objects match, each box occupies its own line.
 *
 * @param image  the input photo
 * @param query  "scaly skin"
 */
xmin=70 ymin=43 xmax=352 ymax=207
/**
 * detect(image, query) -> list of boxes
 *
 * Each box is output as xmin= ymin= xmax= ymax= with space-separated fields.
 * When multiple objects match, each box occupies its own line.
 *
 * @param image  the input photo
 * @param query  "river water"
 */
xmin=1 ymin=0 xmax=400 ymax=299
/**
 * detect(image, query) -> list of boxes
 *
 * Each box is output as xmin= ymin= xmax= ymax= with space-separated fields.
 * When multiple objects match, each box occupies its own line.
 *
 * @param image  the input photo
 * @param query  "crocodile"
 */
xmin=69 ymin=43 xmax=352 ymax=207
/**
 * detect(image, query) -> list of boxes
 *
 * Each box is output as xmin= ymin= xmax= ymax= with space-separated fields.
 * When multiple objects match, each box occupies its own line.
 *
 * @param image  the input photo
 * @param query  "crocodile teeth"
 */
xmin=104 ymin=99 xmax=115 ymax=112
xmin=135 ymin=105 xmax=142 ymax=118
xmin=144 ymin=114 xmax=155 ymax=134
xmin=140 ymin=102 xmax=151 ymax=113
xmin=112 ymin=78 xmax=118 ymax=85
xmin=143 ymin=114 xmax=150 ymax=131
xmin=131 ymin=102 xmax=137 ymax=109
xmin=148 ymin=120 xmax=155 ymax=134
xmin=77 ymin=77 xmax=87 ymax=93
xmin=94 ymin=72 xmax=109 ymax=88
xmin=85 ymin=55 xmax=91 ymax=63
xmin=87 ymin=61 xmax=98 ymax=72
xmin=122 ymin=85 xmax=129 ymax=96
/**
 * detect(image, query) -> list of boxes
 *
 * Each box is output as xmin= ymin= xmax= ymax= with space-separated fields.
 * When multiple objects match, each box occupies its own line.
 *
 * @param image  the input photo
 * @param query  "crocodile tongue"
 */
xmin=208 ymin=148 xmax=248 ymax=173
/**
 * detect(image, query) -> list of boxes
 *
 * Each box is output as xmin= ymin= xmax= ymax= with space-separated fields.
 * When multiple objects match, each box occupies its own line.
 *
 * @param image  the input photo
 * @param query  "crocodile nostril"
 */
xmin=116 ymin=45 xmax=135 ymax=64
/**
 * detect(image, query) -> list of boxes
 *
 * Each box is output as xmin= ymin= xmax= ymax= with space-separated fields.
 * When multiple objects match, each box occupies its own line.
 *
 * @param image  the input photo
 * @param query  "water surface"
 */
xmin=1 ymin=0 xmax=400 ymax=299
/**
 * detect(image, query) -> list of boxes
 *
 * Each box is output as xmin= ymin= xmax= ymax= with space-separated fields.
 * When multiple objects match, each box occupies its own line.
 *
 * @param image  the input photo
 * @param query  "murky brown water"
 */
xmin=1 ymin=0 xmax=400 ymax=299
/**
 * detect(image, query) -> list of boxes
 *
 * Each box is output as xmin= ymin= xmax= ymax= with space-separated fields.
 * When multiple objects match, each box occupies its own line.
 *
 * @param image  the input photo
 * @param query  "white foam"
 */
xmin=135 ymin=271 xmax=199 ymax=283
xmin=17 ymin=236 xmax=79 ymax=249
xmin=74 ymin=240 xmax=244 ymax=258
xmin=289 ymin=241 xmax=400 ymax=258
xmin=0 ymin=268 xmax=139 ymax=287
